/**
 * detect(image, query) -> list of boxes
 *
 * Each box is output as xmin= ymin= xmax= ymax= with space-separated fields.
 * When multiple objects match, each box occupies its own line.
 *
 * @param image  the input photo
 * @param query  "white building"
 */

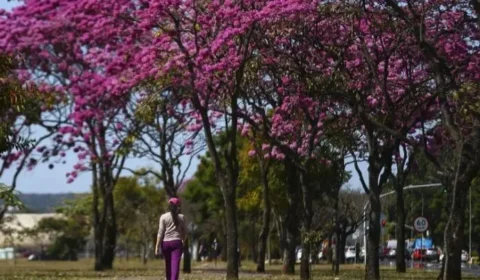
xmin=0 ymin=213 xmax=63 ymax=248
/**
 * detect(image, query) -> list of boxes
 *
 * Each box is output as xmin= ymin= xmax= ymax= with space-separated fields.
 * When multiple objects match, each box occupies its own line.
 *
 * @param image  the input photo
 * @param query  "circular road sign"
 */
xmin=414 ymin=217 xmax=429 ymax=232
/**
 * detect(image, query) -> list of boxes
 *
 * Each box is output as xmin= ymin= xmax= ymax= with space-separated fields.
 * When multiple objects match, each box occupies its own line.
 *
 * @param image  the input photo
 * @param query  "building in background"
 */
xmin=0 ymin=213 xmax=62 ymax=249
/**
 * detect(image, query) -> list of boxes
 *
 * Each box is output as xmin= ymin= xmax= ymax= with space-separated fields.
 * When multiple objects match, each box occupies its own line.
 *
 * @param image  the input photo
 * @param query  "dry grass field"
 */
xmin=0 ymin=259 xmax=477 ymax=280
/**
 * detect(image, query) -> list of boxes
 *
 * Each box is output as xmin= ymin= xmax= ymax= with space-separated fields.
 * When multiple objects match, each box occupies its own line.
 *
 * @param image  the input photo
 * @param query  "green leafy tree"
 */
xmin=31 ymin=195 xmax=91 ymax=260
xmin=0 ymin=55 xmax=43 ymax=154
xmin=182 ymin=156 xmax=225 ymax=259
xmin=114 ymin=175 xmax=166 ymax=264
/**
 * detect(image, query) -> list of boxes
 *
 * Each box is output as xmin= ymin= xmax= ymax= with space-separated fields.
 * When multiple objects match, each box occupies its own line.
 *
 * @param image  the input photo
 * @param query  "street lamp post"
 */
xmin=363 ymin=183 xmax=442 ymax=265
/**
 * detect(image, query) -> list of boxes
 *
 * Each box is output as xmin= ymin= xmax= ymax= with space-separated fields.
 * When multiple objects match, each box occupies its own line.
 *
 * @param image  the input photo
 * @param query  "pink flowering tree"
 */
xmin=0 ymin=1 xmax=145 ymax=270
xmin=236 ymin=2 xmax=446 ymax=278
xmin=238 ymin=26 xmax=356 ymax=277
xmin=381 ymin=1 xmax=480 ymax=279
xmin=121 ymin=1 xmax=317 ymax=278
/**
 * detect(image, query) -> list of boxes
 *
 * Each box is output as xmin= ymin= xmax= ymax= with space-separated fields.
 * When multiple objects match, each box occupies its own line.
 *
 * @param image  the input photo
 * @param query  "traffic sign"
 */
xmin=414 ymin=217 xmax=429 ymax=232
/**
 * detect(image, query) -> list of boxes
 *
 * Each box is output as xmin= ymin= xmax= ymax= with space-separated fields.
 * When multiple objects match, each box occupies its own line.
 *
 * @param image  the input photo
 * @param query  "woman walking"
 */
xmin=155 ymin=197 xmax=187 ymax=280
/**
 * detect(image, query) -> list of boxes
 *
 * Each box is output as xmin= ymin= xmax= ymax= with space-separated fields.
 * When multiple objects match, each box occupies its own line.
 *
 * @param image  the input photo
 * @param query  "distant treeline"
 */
xmin=1 ymin=193 xmax=87 ymax=213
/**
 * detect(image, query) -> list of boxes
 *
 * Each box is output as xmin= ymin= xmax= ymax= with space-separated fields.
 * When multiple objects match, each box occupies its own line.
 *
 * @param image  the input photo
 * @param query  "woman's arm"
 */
xmin=155 ymin=215 xmax=165 ymax=255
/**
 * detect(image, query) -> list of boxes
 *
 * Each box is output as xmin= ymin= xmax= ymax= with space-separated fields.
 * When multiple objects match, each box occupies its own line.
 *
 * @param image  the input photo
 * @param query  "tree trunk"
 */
xmin=282 ymin=232 xmax=296 ymax=275
xmin=443 ymin=187 xmax=466 ymax=280
xmin=437 ymin=256 xmax=446 ymax=280
xmin=282 ymin=159 xmax=299 ymax=275
xmin=333 ymin=231 xmax=340 ymax=274
xmin=142 ymin=242 xmax=148 ymax=265
xmin=101 ymin=189 xmax=116 ymax=270
xmin=327 ymin=238 xmax=333 ymax=264
xmin=339 ymin=230 xmax=347 ymax=264
xmin=333 ymin=194 xmax=340 ymax=274
xmin=299 ymin=171 xmax=313 ymax=280
xmin=257 ymin=160 xmax=271 ymax=273
xmin=441 ymin=131 xmax=480 ymax=280
xmin=94 ymin=222 xmax=104 ymax=271
xmin=365 ymin=191 xmax=381 ymax=280
xmin=92 ymin=164 xmax=105 ymax=271
xmin=223 ymin=189 xmax=239 ymax=280
xmin=183 ymin=238 xmax=191 ymax=273
xmin=395 ymin=187 xmax=406 ymax=273
xmin=442 ymin=181 xmax=467 ymax=280
xmin=251 ymin=218 xmax=257 ymax=263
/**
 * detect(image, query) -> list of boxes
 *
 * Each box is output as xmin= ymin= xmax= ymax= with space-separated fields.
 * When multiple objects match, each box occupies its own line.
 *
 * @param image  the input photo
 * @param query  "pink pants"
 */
xmin=162 ymin=240 xmax=183 ymax=280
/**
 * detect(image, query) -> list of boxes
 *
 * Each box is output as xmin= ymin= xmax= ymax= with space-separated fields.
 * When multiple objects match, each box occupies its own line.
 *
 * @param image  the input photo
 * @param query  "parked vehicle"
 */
xmin=296 ymin=248 xmax=323 ymax=263
xmin=359 ymin=247 xmax=365 ymax=262
xmin=461 ymin=250 xmax=469 ymax=262
xmin=345 ymin=246 xmax=356 ymax=263
xmin=425 ymin=248 xmax=440 ymax=262
xmin=357 ymin=246 xmax=386 ymax=261
xmin=412 ymin=248 xmax=440 ymax=262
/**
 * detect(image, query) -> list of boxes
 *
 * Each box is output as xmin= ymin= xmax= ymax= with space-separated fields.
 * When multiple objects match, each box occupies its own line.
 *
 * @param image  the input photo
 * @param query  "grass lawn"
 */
xmin=0 ymin=259 xmax=476 ymax=279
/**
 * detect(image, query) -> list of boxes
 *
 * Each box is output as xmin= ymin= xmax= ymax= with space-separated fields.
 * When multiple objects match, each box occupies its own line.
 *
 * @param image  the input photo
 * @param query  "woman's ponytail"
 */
xmin=169 ymin=202 xmax=180 ymax=227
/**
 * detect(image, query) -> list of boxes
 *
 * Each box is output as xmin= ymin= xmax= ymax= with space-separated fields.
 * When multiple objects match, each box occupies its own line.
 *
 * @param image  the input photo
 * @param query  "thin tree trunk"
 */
xmin=442 ymin=181 xmax=467 ymax=280
xmin=443 ymin=186 xmax=465 ymax=280
xmin=339 ymin=230 xmax=347 ymax=264
xmin=101 ymin=188 xmax=117 ymax=270
xmin=395 ymin=187 xmax=406 ymax=273
xmin=282 ymin=159 xmax=299 ymax=275
xmin=437 ymin=256 xmax=446 ymax=280
xmin=251 ymin=217 xmax=257 ymax=263
xmin=183 ymin=238 xmax=191 ymax=273
xmin=299 ymin=171 xmax=313 ymax=280
xmin=92 ymin=164 xmax=104 ymax=271
xmin=142 ymin=242 xmax=147 ymax=265
xmin=365 ymin=190 xmax=381 ymax=280
xmin=333 ymin=193 xmax=340 ymax=275
xmin=224 ymin=189 xmax=239 ymax=280
xmin=333 ymin=231 xmax=340 ymax=274
xmin=257 ymin=159 xmax=271 ymax=273
xmin=327 ymin=238 xmax=333 ymax=264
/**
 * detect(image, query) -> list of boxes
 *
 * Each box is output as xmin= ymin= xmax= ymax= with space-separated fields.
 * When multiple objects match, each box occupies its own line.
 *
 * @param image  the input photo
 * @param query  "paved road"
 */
xmin=380 ymin=259 xmax=480 ymax=276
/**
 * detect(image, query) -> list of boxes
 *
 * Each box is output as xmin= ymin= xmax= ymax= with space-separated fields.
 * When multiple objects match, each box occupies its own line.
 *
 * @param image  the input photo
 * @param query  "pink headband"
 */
xmin=169 ymin=197 xmax=180 ymax=205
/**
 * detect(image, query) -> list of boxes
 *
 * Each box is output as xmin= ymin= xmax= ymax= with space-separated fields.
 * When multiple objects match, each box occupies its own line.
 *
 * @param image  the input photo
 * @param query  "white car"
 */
xmin=425 ymin=248 xmax=440 ymax=262
xmin=345 ymin=246 xmax=356 ymax=263
xmin=461 ymin=250 xmax=469 ymax=262
xmin=387 ymin=248 xmax=396 ymax=258
xmin=296 ymin=248 xmax=320 ymax=263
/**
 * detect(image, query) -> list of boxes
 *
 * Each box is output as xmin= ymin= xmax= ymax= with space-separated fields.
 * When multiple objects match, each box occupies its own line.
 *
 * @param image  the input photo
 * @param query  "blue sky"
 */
xmin=0 ymin=1 xmax=368 ymax=194
xmin=0 ymin=1 xmax=17 ymax=11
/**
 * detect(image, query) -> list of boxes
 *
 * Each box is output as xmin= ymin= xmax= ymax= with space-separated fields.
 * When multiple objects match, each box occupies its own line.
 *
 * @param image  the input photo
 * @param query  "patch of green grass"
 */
xmin=0 ymin=259 xmax=476 ymax=279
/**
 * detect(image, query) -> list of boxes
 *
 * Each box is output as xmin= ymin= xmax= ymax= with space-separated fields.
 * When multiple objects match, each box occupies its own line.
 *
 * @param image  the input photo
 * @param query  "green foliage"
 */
xmin=39 ymin=217 xmax=88 ymax=261
xmin=114 ymin=174 xmax=166 ymax=258
xmin=0 ymin=183 xmax=24 ymax=211
xmin=0 ymin=55 xmax=43 ymax=154
xmin=182 ymin=156 xmax=225 ymax=240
